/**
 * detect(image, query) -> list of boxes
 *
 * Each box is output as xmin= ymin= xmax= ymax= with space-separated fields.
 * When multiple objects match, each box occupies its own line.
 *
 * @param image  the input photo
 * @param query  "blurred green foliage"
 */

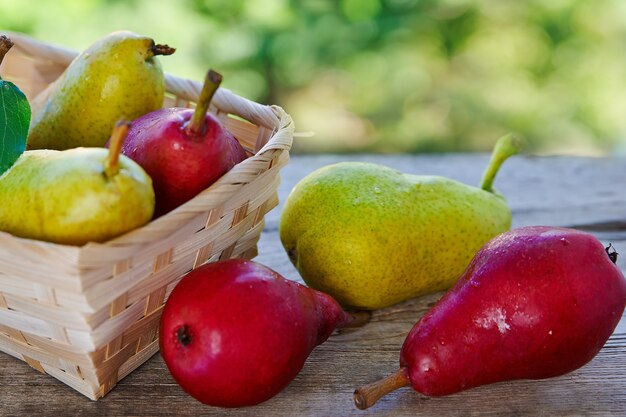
xmin=1 ymin=0 xmax=625 ymax=154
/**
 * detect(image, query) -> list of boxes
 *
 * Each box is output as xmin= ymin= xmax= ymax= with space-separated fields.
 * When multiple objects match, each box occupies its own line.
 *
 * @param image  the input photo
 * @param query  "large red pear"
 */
xmin=160 ymin=259 xmax=363 ymax=408
xmin=354 ymin=226 xmax=626 ymax=409
xmin=120 ymin=70 xmax=247 ymax=217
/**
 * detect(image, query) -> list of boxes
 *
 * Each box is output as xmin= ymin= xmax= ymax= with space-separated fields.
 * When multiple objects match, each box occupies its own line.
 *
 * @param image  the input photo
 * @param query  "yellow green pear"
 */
xmin=279 ymin=135 xmax=521 ymax=310
xmin=27 ymin=31 xmax=175 ymax=150
xmin=0 ymin=122 xmax=154 ymax=246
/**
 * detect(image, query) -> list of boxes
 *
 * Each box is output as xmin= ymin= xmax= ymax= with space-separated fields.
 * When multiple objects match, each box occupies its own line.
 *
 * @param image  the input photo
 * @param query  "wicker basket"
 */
xmin=0 ymin=32 xmax=293 ymax=400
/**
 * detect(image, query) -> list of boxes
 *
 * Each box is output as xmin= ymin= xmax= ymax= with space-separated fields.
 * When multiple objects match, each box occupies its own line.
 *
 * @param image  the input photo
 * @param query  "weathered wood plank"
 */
xmin=0 ymin=154 xmax=624 ymax=416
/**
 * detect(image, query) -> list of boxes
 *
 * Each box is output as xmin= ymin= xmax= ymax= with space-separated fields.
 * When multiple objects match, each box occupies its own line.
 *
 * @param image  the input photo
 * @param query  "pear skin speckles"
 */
xmin=279 ymin=162 xmax=511 ymax=310
xmin=0 ymin=149 xmax=154 ymax=245
xmin=27 ymin=31 xmax=167 ymax=150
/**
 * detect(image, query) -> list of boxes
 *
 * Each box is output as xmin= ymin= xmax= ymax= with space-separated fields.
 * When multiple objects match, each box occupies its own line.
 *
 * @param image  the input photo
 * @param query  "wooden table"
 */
xmin=1 ymin=154 xmax=625 ymax=416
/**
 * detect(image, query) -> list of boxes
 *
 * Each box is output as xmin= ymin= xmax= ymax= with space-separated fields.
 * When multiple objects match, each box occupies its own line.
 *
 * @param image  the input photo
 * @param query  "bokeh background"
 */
xmin=2 ymin=0 xmax=626 ymax=155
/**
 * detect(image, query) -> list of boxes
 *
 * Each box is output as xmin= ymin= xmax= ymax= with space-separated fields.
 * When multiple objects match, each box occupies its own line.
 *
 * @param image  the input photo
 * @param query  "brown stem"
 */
xmin=186 ymin=69 xmax=222 ymax=137
xmin=105 ymin=121 xmax=131 ymax=178
xmin=151 ymin=43 xmax=176 ymax=56
xmin=354 ymin=368 xmax=410 ymax=410
xmin=606 ymin=244 xmax=618 ymax=264
xmin=0 ymin=35 xmax=14 ymax=66
xmin=338 ymin=310 xmax=371 ymax=329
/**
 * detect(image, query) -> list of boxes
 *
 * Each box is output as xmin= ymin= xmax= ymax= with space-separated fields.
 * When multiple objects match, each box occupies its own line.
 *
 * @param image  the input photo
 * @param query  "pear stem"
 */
xmin=354 ymin=368 xmax=410 ymax=410
xmin=105 ymin=121 xmax=131 ymax=178
xmin=605 ymin=244 xmax=618 ymax=264
xmin=151 ymin=43 xmax=176 ymax=56
xmin=186 ymin=69 xmax=222 ymax=137
xmin=480 ymin=134 xmax=523 ymax=193
xmin=0 ymin=35 xmax=14 ymax=66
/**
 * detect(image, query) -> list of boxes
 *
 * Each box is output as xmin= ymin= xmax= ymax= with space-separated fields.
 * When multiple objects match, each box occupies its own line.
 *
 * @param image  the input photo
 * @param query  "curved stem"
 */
xmin=0 ymin=35 xmax=14 ymax=66
xmin=354 ymin=368 xmax=410 ymax=410
xmin=480 ymin=134 xmax=523 ymax=193
xmin=605 ymin=244 xmax=618 ymax=264
xmin=186 ymin=69 xmax=222 ymax=137
xmin=105 ymin=121 xmax=131 ymax=178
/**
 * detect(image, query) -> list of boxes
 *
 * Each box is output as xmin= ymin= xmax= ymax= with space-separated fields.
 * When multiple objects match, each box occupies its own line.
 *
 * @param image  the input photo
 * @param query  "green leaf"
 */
xmin=0 ymin=79 xmax=30 ymax=176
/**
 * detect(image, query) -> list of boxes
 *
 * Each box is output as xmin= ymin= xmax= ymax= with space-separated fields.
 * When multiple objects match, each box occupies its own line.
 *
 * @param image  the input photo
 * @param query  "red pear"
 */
xmin=354 ymin=226 xmax=626 ymax=409
xmin=160 ymin=259 xmax=363 ymax=408
xmin=119 ymin=70 xmax=247 ymax=217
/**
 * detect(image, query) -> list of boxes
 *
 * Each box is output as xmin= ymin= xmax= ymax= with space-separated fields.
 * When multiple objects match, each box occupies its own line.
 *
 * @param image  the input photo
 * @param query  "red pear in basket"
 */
xmin=115 ymin=69 xmax=247 ymax=217
xmin=354 ymin=226 xmax=626 ymax=410
xmin=160 ymin=259 xmax=367 ymax=408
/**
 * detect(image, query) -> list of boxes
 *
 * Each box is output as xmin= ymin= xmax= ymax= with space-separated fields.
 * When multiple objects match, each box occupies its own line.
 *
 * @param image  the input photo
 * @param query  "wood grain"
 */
xmin=1 ymin=154 xmax=625 ymax=416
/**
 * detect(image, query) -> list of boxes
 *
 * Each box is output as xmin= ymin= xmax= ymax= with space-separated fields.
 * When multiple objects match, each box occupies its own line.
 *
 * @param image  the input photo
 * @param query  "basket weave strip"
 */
xmin=0 ymin=31 xmax=294 ymax=400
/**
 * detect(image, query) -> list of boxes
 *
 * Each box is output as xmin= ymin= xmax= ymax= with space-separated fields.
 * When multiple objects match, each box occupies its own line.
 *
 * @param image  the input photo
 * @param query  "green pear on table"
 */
xmin=279 ymin=135 xmax=521 ymax=310
xmin=27 ymin=31 xmax=174 ymax=150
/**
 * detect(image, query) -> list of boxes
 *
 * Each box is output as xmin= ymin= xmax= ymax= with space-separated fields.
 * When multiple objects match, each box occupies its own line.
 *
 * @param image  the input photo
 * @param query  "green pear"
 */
xmin=0 ymin=122 xmax=154 ymax=246
xmin=279 ymin=135 xmax=521 ymax=310
xmin=27 ymin=31 xmax=175 ymax=150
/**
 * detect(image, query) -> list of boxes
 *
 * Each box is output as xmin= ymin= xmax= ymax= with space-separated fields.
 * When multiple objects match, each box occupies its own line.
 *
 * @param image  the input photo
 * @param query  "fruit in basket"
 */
xmin=0 ymin=122 xmax=154 ymax=245
xmin=353 ymin=226 xmax=626 ymax=410
xmin=279 ymin=134 xmax=521 ymax=310
xmin=0 ymin=35 xmax=30 ymax=175
xmin=117 ymin=69 xmax=247 ymax=217
xmin=160 ymin=259 xmax=362 ymax=407
xmin=27 ymin=31 xmax=175 ymax=150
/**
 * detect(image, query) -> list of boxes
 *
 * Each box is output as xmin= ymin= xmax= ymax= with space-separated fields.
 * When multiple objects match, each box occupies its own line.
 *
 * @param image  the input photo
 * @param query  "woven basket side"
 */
xmin=0 ymin=233 xmax=81 ymax=291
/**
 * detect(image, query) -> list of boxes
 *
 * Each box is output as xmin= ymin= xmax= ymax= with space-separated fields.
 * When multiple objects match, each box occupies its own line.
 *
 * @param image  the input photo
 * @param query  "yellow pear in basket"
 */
xmin=27 ymin=31 xmax=175 ymax=150
xmin=0 ymin=122 xmax=154 ymax=246
xmin=279 ymin=135 xmax=521 ymax=310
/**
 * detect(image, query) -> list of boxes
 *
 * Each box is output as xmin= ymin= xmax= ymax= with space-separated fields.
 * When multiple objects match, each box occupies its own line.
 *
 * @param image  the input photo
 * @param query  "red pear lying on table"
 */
xmin=354 ymin=226 xmax=626 ymax=410
xmin=160 ymin=259 xmax=366 ymax=408
xmin=117 ymin=69 xmax=247 ymax=217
